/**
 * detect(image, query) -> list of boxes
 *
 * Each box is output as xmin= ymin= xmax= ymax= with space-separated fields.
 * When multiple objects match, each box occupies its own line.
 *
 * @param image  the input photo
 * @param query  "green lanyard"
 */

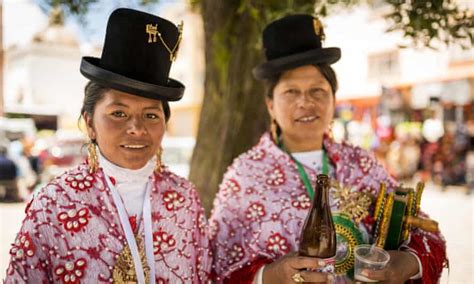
xmin=280 ymin=141 xmax=329 ymax=200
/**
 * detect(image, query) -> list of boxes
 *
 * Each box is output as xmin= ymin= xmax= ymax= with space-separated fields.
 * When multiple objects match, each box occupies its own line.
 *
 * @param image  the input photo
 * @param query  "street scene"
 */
xmin=0 ymin=0 xmax=473 ymax=283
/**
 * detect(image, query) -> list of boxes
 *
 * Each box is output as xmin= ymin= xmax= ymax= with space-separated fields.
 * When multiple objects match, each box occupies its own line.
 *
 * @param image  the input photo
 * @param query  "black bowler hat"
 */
xmin=80 ymin=8 xmax=184 ymax=101
xmin=253 ymin=14 xmax=341 ymax=80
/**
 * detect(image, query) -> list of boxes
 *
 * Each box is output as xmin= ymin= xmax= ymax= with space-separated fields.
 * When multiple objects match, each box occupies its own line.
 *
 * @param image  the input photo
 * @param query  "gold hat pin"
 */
xmin=146 ymin=24 xmax=158 ymax=43
xmin=146 ymin=21 xmax=184 ymax=62
xmin=313 ymin=17 xmax=325 ymax=41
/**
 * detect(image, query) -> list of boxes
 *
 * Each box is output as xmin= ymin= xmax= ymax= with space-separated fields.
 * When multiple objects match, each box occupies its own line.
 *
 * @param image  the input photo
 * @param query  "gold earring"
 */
xmin=271 ymin=119 xmax=279 ymax=144
xmin=87 ymin=140 xmax=98 ymax=174
xmin=155 ymin=147 xmax=163 ymax=173
xmin=327 ymin=120 xmax=335 ymax=140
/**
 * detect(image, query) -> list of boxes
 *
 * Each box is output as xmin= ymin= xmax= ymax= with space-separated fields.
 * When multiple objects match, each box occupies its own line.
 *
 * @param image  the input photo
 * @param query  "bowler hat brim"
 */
xmin=253 ymin=47 xmax=341 ymax=80
xmin=80 ymin=56 xmax=184 ymax=101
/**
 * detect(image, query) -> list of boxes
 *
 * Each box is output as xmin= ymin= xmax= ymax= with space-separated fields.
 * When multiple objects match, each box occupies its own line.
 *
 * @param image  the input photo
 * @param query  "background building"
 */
xmin=4 ymin=9 xmax=86 ymax=130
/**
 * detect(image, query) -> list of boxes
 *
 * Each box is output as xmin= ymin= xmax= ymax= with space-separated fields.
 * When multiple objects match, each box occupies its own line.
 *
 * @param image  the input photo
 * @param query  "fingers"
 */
xmin=268 ymin=253 xmax=336 ymax=284
xmin=287 ymin=256 xmax=328 ymax=270
xmin=286 ymin=256 xmax=334 ymax=283
xmin=360 ymin=268 xmax=389 ymax=281
xmin=299 ymin=270 xmax=334 ymax=283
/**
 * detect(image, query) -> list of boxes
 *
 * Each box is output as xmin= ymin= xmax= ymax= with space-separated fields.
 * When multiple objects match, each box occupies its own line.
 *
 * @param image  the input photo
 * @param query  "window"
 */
xmin=368 ymin=51 xmax=400 ymax=82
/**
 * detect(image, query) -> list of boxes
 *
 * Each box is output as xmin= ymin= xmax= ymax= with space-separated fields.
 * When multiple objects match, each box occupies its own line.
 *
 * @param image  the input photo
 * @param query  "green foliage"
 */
xmin=45 ymin=0 xmax=472 ymax=49
xmin=40 ymin=0 xmax=99 ymax=17
xmin=385 ymin=0 xmax=473 ymax=49
xmin=234 ymin=0 xmax=472 ymax=49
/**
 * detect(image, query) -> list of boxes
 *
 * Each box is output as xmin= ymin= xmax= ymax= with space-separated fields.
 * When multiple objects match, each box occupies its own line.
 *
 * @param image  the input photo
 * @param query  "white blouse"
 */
xmin=292 ymin=149 xmax=324 ymax=170
xmin=98 ymin=151 xmax=156 ymax=219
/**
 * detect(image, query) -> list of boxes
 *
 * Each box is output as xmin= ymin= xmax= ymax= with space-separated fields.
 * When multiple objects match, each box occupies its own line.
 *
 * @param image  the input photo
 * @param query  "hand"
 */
xmin=262 ymin=252 xmax=334 ymax=284
xmin=359 ymin=250 xmax=419 ymax=283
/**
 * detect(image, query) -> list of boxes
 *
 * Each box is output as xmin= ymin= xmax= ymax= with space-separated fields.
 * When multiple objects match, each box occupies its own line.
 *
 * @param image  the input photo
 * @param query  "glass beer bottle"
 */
xmin=298 ymin=174 xmax=336 ymax=270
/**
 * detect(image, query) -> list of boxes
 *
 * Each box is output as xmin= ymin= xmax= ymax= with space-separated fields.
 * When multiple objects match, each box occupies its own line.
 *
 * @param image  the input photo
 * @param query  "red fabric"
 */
xmin=5 ymin=162 xmax=212 ymax=283
xmin=224 ymin=257 xmax=272 ymax=284
xmin=129 ymin=215 xmax=138 ymax=234
xmin=209 ymin=134 xmax=446 ymax=282
xmin=407 ymin=232 xmax=447 ymax=284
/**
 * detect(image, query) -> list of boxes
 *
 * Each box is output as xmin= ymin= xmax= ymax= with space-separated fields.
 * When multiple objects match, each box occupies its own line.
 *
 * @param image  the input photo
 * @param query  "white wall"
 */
xmin=5 ymin=44 xmax=87 ymax=128
xmin=3 ymin=0 xmax=48 ymax=48
xmin=323 ymin=5 xmax=473 ymax=100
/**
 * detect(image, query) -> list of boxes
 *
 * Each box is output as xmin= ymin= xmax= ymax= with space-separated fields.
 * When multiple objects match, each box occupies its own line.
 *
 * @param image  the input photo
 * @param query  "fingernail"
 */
xmin=361 ymin=270 xmax=369 ymax=277
xmin=318 ymin=259 xmax=326 ymax=266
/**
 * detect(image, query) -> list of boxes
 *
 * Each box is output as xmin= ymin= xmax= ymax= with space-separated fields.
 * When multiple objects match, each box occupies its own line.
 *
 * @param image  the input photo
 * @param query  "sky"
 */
xmin=3 ymin=0 xmax=185 ymax=49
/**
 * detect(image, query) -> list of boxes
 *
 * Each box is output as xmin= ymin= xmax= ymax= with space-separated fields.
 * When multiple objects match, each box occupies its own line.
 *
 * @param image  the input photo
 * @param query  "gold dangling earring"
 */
xmin=87 ymin=140 xmax=98 ymax=174
xmin=327 ymin=120 xmax=335 ymax=140
xmin=271 ymin=119 xmax=279 ymax=144
xmin=155 ymin=146 xmax=163 ymax=173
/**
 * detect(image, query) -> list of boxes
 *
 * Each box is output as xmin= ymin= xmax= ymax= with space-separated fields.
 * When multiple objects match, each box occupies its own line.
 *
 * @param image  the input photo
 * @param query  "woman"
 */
xmin=6 ymin=8 xmax=210 ymax=283
xmin=209 ymin=14 xmax=446 ymax=283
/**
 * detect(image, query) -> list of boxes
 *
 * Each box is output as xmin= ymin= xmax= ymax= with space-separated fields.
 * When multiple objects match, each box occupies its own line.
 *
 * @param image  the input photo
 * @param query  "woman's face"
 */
xmin=266 ymin=65 xmax=335 ymax=146
xmin=84 ymin=90 xmax=165 ymax=170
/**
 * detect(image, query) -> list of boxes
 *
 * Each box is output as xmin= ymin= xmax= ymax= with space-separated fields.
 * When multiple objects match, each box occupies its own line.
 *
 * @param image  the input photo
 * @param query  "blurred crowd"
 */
xmin=1 ymin=117 xmax=473 ymax=203
xmin=374 ymin=120 xmax=473 ymax=191
xmin=334 ymin=116 xmax=474 ymax=192
xmin=0 ymin=130 xmax=86 ymax=202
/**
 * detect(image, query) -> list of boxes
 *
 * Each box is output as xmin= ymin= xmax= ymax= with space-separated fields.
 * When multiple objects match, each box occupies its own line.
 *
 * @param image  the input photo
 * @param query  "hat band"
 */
xmin=80 ymin=57 xmax=184 ymax=101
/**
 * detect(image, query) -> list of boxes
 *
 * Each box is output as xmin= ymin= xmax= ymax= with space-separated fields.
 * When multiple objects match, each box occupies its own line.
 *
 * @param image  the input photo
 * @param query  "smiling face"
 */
xmin=84 ymin=90 xmax=166 ymax=169
xmin=266 ymin=65 xmax=335 ymax=152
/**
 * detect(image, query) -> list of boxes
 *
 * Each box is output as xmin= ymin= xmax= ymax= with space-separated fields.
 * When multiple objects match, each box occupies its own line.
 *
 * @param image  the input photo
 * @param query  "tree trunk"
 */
xmin=189 ymin=0 xmax=468 ymax=215
xmin=189 ymin=0 xmax=268 ymax=215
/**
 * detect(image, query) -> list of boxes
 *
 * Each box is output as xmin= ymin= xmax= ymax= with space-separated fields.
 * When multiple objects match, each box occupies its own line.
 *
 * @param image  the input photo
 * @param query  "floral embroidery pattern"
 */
xmin=291 ymin=194 xmax=311 ymax=209
xmin=245 ymin=202 xmax=266 ymax=220
xmin=54 ymin=258 xmax=87 ymax=284
xmin=156 ymin=278 xmax=169 ymax=284
xmin=209 ymin=220 xmax=220 ymax=239
xmin=266 ymin=166 xmax=286 ymax=186
xmin=9 ymin=233 xmax=35 ymax=260
xmin=153 ymin=231 xmax=176 ymax=254
xmin=266 ymin=233 xmax=290 ymax=255
xmin=222 ymin=179 xmax=241 ymax=196
xmin=6 ymin=162 xmax=211 ymax=283
xmin=65 ymin=174 xmax=95 ymax=192
xmin=197 ymin=212 xmax=207 ymax=235
xmin=227 ymin=243 xmax=244 ymax=265
xmin=162 ymin=191 xmax=185 ymax=211
xmin=359 ymin=155 xmax=373 ymax=174
xmin=210 ymin=134 xmax=444 ymax=281
xmin=57 ymin=208 xmax=90 ymax=233
xmin=247 ymin=148 xmax=265 ymax=161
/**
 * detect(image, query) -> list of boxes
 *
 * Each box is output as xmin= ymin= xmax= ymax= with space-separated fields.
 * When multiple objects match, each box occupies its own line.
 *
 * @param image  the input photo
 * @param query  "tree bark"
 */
xmin=189 ymin=0 xmax=268 ymax=215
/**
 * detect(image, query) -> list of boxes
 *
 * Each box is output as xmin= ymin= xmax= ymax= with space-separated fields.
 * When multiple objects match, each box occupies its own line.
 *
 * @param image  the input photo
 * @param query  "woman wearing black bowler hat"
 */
xmin=209 ymin=14 xmax=446 ymax=283
xmin=6 ymin=8 xmax=211 ymax=283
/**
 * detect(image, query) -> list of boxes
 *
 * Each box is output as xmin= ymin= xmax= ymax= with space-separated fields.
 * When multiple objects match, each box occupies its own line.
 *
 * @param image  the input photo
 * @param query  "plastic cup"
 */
xmin=354 ymin=244 xmax=390 ymax=282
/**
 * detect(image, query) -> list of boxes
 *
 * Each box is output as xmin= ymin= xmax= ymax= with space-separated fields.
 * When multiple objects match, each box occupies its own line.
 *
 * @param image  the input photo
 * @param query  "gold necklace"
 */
xmin=113 ymin=235 xmax=150 ymax=284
